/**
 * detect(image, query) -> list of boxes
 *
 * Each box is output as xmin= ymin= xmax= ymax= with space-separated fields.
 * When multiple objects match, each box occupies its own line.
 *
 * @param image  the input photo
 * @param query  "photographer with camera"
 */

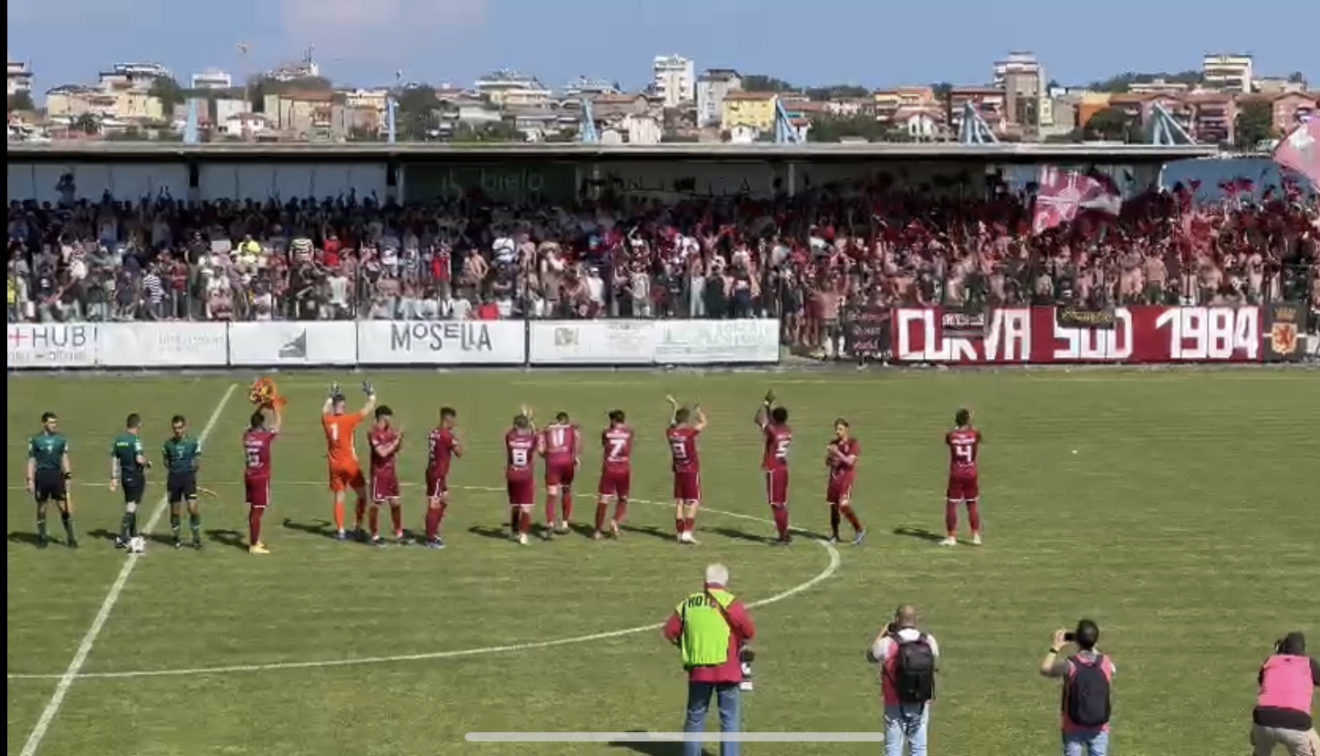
xmin=662 ymin=563 xmax=757 ymax=756
xmin=867 ymin=604 xmax=940 ymax=756
xmin=1251 ymin=632 xmax=1320 ymax=756
xmin=1040 ymin=620 xmax=1115 ymax=756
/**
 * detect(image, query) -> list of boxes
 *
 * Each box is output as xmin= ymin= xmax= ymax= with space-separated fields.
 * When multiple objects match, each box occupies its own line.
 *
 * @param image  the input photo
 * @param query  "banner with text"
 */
xmin=99 ymin=322 xmax=229 ymax=367
xmin=652 ymin=319 xmax=781 ymax=364
xmin=228 ymin=322 xmax=357 ymax=366
xmin=891 ymin=305 xmax=1262 ymax=364
xmin=357 ymin=321 xmax=525 ymax=365
xmin=7 ymin=323 xmax=100 ymax=368
xmin=529 ymin=320 xmax=655 ymax=365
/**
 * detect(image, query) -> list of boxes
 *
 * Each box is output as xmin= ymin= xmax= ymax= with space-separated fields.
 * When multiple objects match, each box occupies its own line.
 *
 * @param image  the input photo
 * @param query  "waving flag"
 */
xmin=1032 ymin=167 xmax=1123 ymax=234
xmin=1272 ymin=119 xmax=1319 ymax=190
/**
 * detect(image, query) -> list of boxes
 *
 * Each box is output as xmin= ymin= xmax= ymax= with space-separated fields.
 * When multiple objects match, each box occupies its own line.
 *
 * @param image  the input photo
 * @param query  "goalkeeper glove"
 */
xmin=328 ymin=382 xmax=341 ymax=398
xmin=362 ymin=381 xmax=375 ymax=396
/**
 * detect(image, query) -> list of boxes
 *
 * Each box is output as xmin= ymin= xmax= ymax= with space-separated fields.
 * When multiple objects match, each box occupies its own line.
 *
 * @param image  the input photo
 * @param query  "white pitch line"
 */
xmin=7 ymin=488 xmax=840 ymax=682
xmin=18 ymin=383 xmax=238 ymax=756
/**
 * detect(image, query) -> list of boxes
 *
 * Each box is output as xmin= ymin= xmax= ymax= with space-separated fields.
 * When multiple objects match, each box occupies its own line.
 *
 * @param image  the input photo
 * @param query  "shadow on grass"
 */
xmin=568 ymin=522 xmax=598 ymax=539
xmin=607 ymin=731 xmax=688 ymax=756
xmin=282 ymin=518 xmax=340 ymax=540
xmin=892 ymin=526 xmax=945 ymax=543
xmin=620 ymin=524 xmax=678 ymax=543
xmin=708 ymin=526 xmax=772 ymax=544
xmin=6 ymin=531 xmax=50 ymax=547
xmin=205 ymin=528 xmax=249 ymax=552
xmin=87 ymin=528 xmax=121 ymax=544
xmin=467 ymin=525 xmax=512 ymax=541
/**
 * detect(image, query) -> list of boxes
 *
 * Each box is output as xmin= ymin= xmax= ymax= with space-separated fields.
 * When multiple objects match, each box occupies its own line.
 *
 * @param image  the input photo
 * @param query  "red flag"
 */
xmin=1272 ymin=119 xmax=1320 ymax=189
xmin=1032 ymin=166 xmax=1122 ymax=234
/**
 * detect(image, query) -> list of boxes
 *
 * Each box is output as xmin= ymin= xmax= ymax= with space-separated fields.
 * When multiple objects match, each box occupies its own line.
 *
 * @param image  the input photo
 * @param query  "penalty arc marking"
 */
xmin=7 ymin=485 xmax=841 ymax=682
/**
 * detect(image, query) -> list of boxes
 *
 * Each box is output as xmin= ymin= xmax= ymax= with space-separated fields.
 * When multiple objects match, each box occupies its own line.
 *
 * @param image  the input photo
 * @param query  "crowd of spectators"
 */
xmin=8 ymin=179 xmax=1319 ymax=353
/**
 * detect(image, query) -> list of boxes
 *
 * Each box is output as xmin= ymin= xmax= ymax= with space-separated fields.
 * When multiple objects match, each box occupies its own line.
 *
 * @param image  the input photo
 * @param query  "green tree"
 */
xmin=931 ymin=82 xmax=954 ymax=137
xmin=741 ymin=74 xmax=795 ymax=93
xmin=1286 ymin=71 xmax=1307 ymax=85
xmin=395 ymin=85 xmax=439 ymax=141
xmin=73 ymin=113 xmax=99 ymax=135
xmin=8 ymin=91 xmax=35 ymax=112
xmin=804 ymin=84 xmax=869 ymax=101
xmin=148 ymin=76 xmax=186 ymax=113
xmin=1084 ymin=107 xmax=1132 ymax=140
xmin=1234 ymin=99 xmax=1275 ymax=149
xmin=807 ymin=114 xmax=897 ymax=143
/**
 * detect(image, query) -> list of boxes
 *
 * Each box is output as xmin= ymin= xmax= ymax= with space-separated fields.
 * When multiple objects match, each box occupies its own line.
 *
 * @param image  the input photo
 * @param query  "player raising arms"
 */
xmin=825 ymin=418 xmax=865 ymax=545
xmin=367 ymin=406 xmax=404 ymax=547
xmin=538 ymin=411 xmax=581 ymax=538
xmin=941 ymin=408 xmax=984 ymax=547
xmin=593 ymin=409 xmax=633 ymax=540
xmin=321 ymin=381 xmax=377 ymax=541
xmin=27 ymin=411 xmax=75 ymax=549
xmin=754 ymin=390 xmax=794 ymax=545
xmin=505 ymin=407 xmax=538 ymax=545
xmin=665 ymin=395 xmax=706 ymax=544
xmin=243 ymin=405 xmax=282 ymax=554
xmin=163 ymin=414 xmax=204 ymax=550
xmin=423 ymin=407 xmax=462 ymax=549
xmin=110 ymin=413 xmax=150 ymax=549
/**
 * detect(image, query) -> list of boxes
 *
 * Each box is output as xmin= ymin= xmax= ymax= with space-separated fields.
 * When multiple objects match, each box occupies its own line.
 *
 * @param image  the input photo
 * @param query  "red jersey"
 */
xmin=600 ymin=425 xmax=634 ymax=474
xmin=666 ymin=426 xmax=700 ymax=473
xmin=539 ymin=423 xmax=580 ymax=466
xmin=946 ymin=427 xmax=982 ymax=478
xmin=505 ymin=429 xmax=537 ymax=481
xmin=368 ymin=427 xmax=401 ymax=476
xmin=827 ymin=438 xmax=859 ymax=477
xmin=761 ymin=423 xmax=793 ymax=472
xmin=427 ymin=427 xmax=458 ymax=477
xmin=242 ymin=429 xmax=277 ymax=479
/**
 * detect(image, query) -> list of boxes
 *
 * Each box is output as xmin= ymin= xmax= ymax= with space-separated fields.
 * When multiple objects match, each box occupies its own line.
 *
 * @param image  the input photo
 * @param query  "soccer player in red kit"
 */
xmin=538 ymin=411 xmax=580 ymax=538
xmin=367 ymin=406 xmax=403 ymax=547
xmin=424 ymin=407 xmax=461 ymax=549
xmin=825 ymin=418 xmax=865 ymax=545
xmin=242 ymin=404 xmax=282 ymax=555
xmin=755 ymin=390 xmax=794 ymax=545
xmin=942 ymin=407 xmax=983 ymax=547
xmin=594 ymin=409 xmax=633 ymax=540
xmin=505 ymin=407 xmax=538 ymax=545
xmin=665 ymin=395 xmax=706 ymax=544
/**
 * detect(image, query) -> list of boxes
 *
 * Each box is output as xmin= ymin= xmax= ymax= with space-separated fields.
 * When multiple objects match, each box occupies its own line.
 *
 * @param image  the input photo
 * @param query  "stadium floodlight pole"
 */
xmin=465 ymin=732 xmax=886 ymax=744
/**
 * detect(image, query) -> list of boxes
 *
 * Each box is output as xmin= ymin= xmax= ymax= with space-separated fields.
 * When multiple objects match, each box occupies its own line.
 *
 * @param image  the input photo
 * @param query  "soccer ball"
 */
xmin=128 ymin=536 xmax=147 ymax=554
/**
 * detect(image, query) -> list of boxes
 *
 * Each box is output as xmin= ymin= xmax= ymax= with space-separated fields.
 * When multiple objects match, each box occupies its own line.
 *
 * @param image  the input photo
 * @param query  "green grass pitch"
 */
xmin=6 ymin=369 xmax=1318 ymax=756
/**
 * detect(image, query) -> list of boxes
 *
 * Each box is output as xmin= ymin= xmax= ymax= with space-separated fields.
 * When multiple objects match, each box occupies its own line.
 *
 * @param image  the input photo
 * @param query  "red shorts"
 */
xmin=672 ymin=471 xmax=701 ymax=503
xmin=244 ymin=477 xmax=271 ymax=509
xmin=507 ymin=477 xmax=535 ymax=506
xmin=597 ymin=469 xmax=631 ymax=499
xmin=764 ymin=468 xmax=789 ymax=506
xmin=328 ymin=462 xmax=366 ymax=493
xmin=826 ymin=472 xmax=855 ymax=505
xmin=544 ymin=461 xmax=576 ymax=487
xmin=371 ymin=470 xmax=400 ymax=501
xmin=424 ymin=471 xmax=448 ymax=500
xmin=947 ymin=475 xmax=980 ymax=502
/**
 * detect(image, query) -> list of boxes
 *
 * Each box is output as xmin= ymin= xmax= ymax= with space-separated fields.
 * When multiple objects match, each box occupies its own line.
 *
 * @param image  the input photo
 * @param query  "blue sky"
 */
xmin=8 ymin=0 xmax=1319 ymax=93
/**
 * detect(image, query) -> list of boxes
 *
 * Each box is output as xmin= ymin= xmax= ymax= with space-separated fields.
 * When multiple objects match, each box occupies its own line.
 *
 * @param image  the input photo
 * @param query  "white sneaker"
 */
xmin=517 ymin=533 xmax=528 ymax=546
xmin=971 ymin=534 xmax=983 ymax=546
xmin=938 ymin=537 xmax=957 ymax=547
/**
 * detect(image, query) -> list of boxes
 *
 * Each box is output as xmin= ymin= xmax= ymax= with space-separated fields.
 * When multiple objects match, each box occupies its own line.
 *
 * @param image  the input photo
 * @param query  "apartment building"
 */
xmin=696 ymin=68 xmax=741 ymax=128
xmin=191 ymin=68 xmax=233 ymax=90
xmin=269 ymin=51 xmax=319 ymax=83
xmin=1262 ymin=92 xmax=1319 ymax=135
xmin=1202 ymin=53 xmax=1253 ymax=93
xmin=475 ymin=70 xmax=551 ymax=108
xmin=948 ymin=86 xmax=1005 ymax=133
xmin=562 ymin=76 xmax=619 ymax=99
xmin=262 ymin=90 xmax=339 ymax=139
xmin=652 ymin=54 xmax=695 ymax=107
xmin=995 ymin=51 xmax=1051 ymax=128
xmin=8 ymin=60 xmax=33 ymax=97
xmin=721 ymin=91 xmax=776 ymax=133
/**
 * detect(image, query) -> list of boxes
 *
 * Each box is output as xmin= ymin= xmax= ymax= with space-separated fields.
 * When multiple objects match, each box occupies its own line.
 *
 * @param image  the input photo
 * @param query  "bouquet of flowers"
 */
xmin=248 ymin=377 xmax=287 ymax=410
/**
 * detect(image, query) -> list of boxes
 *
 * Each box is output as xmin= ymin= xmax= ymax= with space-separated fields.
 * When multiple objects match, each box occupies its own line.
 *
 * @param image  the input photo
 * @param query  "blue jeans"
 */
xmin=683 ymin=681 xmax=740 ymax=756
xmin=884 ymin=703 xmax=930 ymax=756
xmin=1062 ymin=729 xmax=1109 ymax=756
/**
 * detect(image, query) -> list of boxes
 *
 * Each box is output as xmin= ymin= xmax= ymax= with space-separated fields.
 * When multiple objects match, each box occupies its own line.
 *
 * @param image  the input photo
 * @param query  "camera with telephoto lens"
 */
xmin=1064 ymin=632 xmax=1077 ymax=642
xmin=739 ymin=646 xmax=756 ymax=692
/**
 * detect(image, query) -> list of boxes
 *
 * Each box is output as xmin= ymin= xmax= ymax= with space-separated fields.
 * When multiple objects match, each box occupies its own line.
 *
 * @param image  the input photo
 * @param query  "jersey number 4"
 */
xmin=953 ymin=443 xmax=975 ymax=462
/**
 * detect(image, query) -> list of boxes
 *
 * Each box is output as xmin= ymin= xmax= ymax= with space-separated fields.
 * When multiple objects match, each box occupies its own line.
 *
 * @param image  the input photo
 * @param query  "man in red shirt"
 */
xmin=665 ymin=396 xmax=707 ymax=544
xmin=367 ymin=406 xmax=403 ymax=547
xmin=942 ymin=408 xmax=984 ymax=547
xmin=825 ymin=418 xmax=865 ymax=545
xmin=594 ymin=409 xmax=633 ymax=540
xmin=754 ymin=390 xmax=794 ymax=545
xmin=424 ymin=407 xmax=461 ymax=549
xmin=242 ymin=405 xmax=282 ymax=555
xmin=538 ymin=411 xmax=580 ymax=538
xmin=505 ymin=407 xmax=538 ymax=545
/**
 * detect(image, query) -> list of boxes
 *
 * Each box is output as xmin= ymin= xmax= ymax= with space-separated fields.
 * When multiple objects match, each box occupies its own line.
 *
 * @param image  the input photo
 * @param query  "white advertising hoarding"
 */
xmin=7 ymin=324 xmax=99 ymax=368
xmin=357 ymin=321 xmax=525 ymax=365
xmin=99 ymin=323 xmax=228 ymax=367
xmin=528 ymin=321 xmax=655 ymax=365
xmin=652 ymin=319 xmax=780 ymax=364
xmin=227 ymin=322 xmax=357 ymax=366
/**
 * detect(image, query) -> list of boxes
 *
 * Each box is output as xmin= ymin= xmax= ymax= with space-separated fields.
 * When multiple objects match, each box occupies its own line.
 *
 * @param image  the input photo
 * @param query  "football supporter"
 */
xmin=424 ymin=407 xmax=462 ymax=549
xmin=1251 ymin=632 xmax=1320 ymax=756
xmin=662 ymin=563 xmax=757 ymax=756
xmin=321 ymin=381 xmax=377 ymax=541
xmin=665 ymin=395 xmax=707 ymax=544
xmin=504 ymin=407 xmax=538 ymax=545
xmin=825 ymin=418 xmax=865 ymax=545
xmin=367 ymin=406 xmax=404 ymax=547
xmin=754 ymin=390 xmax=794 ymax=545
xmin=538 ymin=411 xmax=581 ymax=537
xmin=867 ymin=604 xmax=940 ymax=756
xmin=242 ymin=405 xmax=282 ymax=554
xmin=1040 ymin=620 xmax=1116 ymax=756
xmin=594 ymin=410 xmax=634 ymax=539
xmin=941 ymin=408 xmax=983 ymax=547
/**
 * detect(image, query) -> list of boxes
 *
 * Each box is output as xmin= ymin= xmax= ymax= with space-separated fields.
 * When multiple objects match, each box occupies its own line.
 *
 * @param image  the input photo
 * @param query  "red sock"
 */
xmin=368 ymin=507 xmax=379 ymax=537
xmin=518 ymin=510 xmax=531 ymax=535
xmin=676 ymin=517 xmax=685 ymax=535
xmin=390 ymin=505 xmax=402 ymax=537
xmin=683 ymin=517 xmax=695 ymax=534
xmin=248 ymin=507 xmax=263 ymax=545
xmin=841 ymin=504 xmax=863 ymax=532
xmin=967 ymin=501 xmax=981 ymax=533
xmin=333 ymin=500 xmax=345 ymax=531
xmin=561 ymin=487 xmax=573 ymax=522
xmin=771 ymin=505 xmax=789 ymax=539
xmin=594 ymin=503 xmax=608 ymax=532
xmin=945 ymin=500 xmax=958 ymax=536
xmin=829 ymin=505 xmax=841 ymax=539
xmin=544 ymin=493 xmax=557 ymax=526
xmin=425 ymin=506 xmax=440 ymax=540
xmin=613 ymin=499 xmax=628 ymax=525
xmin=354 ymin=498 xmax=366 ymax=528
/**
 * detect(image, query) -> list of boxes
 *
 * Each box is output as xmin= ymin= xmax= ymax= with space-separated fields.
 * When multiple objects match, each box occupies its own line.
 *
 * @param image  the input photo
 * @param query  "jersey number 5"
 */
xmin=774 ymin=438 xmax=791 ymax=460
xmin=245 ymin=448 xmax=262 ymax=469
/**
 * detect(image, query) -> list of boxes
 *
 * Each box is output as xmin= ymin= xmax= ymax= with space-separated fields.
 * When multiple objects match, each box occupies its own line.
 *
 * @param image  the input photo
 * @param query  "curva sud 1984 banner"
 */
xmin=891 ymin=305 xmax=1266 ymax=364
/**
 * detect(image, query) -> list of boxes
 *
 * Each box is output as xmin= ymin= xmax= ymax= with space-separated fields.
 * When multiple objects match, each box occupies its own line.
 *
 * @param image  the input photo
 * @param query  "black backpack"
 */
xmin=1064 ymin=654 xmax=1111 ymax=727
xmin=890 ymin=633 xmax=936 ymax=703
